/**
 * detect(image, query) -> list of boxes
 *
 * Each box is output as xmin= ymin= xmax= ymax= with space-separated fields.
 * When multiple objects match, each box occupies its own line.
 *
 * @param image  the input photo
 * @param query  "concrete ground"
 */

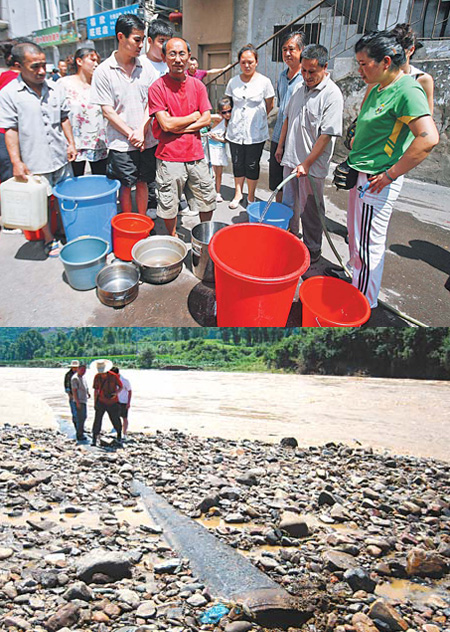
xmin=1 ymin=152 xmax=449 ymax=327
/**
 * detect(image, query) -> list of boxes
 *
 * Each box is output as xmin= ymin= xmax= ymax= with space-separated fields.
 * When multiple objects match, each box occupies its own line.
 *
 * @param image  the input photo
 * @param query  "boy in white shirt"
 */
xmin=140 ymin=19 xmax=173 ymax=77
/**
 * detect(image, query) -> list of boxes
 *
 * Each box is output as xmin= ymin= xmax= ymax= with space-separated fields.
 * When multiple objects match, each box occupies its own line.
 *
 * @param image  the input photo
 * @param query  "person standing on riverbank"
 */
xmin=64 ymin=360 xmax=79 ymax=431
xmin=111 ymin=366 xmax=132 ymax=438
xmin=71 ymin=362 xmax=89 ymax=442
xmin=92 ymin=359 xmax=122 ymax=447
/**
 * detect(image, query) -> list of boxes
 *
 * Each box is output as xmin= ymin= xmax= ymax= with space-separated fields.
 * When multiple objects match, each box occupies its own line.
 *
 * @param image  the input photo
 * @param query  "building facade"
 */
xmin=0 ymin=0 xmax=180 ymax=67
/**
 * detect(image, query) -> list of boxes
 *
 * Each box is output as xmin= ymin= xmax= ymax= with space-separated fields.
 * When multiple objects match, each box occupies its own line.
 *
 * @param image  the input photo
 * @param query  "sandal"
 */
xmin=44 ymin=239 xmax=61 ymax=258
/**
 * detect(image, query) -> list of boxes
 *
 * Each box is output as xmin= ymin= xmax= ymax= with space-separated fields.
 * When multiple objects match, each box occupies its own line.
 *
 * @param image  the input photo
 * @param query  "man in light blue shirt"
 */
xmin=277 ymin=44 xmax=343 ymax=264
xmin=0 ymin=42 xmax=77 ymax=256
xmin=269 ymin=31 xmax=304 ymax=202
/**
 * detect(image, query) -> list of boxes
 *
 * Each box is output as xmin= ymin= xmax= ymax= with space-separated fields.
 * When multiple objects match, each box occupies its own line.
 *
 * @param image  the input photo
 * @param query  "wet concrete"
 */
xmin=1 ymin=154 xmax=449 ymax=325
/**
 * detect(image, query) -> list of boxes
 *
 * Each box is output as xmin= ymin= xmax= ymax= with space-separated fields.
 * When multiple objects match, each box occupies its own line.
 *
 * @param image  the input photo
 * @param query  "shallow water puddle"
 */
xmin=198 ymin=513 xmax=363 ymax=535
xmin=375 ymin=578 xmax=450 ymax=606
xmin=0 ymin=503 xmax=155 ymax=530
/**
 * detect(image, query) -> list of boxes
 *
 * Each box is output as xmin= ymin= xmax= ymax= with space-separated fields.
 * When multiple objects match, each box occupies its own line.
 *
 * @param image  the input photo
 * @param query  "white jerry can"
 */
xmin=0 ymin=175 xmax=48 ymax=230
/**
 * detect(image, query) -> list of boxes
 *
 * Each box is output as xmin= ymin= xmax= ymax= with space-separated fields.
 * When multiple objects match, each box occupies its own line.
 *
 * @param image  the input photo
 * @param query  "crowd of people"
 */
xmin=0 ymin=15 xmax=439 ymax=309
xmin=65 ymin=359 xmax=132 ymax=446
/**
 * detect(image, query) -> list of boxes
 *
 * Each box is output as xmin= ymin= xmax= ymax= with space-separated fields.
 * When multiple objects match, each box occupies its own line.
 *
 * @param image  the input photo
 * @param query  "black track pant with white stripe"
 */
xmin=347 ymin=172 xmax=403 ymax=308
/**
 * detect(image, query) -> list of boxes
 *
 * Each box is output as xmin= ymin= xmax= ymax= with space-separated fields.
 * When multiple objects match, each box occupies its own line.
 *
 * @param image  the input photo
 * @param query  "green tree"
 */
xmin=15 ymin=329 xmax=46 ymax=360
xmin=221 ymin=328 xmax=230 ymax=343
xmin=139 ymin=347 xmax=155 ymax=368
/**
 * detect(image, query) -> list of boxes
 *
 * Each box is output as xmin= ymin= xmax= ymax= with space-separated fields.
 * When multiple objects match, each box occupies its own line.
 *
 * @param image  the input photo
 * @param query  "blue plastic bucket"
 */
xmin=247 ymin=201 xmax=293 ymax=230
xmin=60 ymin=236 xmax=109 ymax=291
xmin=53 ymin=175 xmax=120 ymax=253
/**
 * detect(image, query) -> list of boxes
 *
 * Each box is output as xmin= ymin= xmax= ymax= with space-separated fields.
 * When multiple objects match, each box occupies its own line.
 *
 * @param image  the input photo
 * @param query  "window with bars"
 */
xmin=59 ymin=0 xmax=75 ymax=23
xmin=272 ymin=23 xmax=322 ymax=62
xmin=38 ymin=0 xmax=51 ymax=28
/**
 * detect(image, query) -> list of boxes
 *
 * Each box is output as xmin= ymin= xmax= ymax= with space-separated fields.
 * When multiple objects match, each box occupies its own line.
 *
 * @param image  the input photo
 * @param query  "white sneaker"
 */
xmin=216 ymin=193 xmax=224 ymax=203
xmin=147 ymin=208 xmax=157 ymax=219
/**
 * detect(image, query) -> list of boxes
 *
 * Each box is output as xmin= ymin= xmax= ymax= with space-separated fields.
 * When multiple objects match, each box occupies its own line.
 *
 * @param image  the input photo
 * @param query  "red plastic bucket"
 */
xmin=299 ymin=275 xmax=371 ymax=327
xmin=112 ymin=213 xmax=154 ymax=261
xmin=209 ymin=223 xmax=310 ymax=326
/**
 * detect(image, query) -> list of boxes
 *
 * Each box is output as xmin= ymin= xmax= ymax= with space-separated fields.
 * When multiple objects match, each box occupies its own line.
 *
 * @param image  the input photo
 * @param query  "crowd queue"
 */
xmin=0 ymin=15 xmax=439 ymax=309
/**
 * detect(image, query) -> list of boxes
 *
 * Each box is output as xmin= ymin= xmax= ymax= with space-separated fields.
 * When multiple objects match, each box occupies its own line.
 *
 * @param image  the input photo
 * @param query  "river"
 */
xmin=0 ymin=367 xmax=448 ymax=461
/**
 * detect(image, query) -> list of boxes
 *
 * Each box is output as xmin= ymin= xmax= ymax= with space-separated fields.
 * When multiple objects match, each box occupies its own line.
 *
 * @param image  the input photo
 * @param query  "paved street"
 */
xmin=1 ymin=154 xmax=449 ymax=327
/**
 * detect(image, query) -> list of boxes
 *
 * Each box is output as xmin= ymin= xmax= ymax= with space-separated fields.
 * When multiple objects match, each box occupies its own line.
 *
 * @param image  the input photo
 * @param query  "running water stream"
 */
xmin=0 ymin=367 xmax=448 ymax=461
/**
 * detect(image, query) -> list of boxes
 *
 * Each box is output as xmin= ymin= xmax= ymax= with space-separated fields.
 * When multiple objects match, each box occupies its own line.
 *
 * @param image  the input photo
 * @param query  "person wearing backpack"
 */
xmin=91 ymin=359 xmax=123 ymax=447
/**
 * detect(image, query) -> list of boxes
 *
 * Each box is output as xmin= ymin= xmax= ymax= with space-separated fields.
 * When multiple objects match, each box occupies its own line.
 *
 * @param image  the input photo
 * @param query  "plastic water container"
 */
xmin=247 ymin=201 xmax=293 ymax=230
xmin=59 ymin=236 xmax=109 ymax=291
xmin=299 ymin=276 xmax=371 ymax=327
xmin=53 ymin=175 xmax=120 ymax=253
xmin=0 ymin=176 xmax=48 ymax=230
xmin=209 ymin=223 xmax=310 ymax=326
xmin=111 ymin=212 xmax=154 ymax=261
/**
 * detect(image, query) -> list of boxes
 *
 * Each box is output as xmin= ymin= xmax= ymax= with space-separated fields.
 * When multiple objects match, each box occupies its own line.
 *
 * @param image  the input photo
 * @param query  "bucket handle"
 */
xmin=12 ymin=175 xmax=42 ymax=185
xmin=315 ymin=316 xmax=323 ymax=327
xmin=60 ymin=200 xmax=78 ymax=212
xmin=191 ymin=241 xmax=203 ymax=256
xmin=111 ymin=292 xmax=130 ymax=301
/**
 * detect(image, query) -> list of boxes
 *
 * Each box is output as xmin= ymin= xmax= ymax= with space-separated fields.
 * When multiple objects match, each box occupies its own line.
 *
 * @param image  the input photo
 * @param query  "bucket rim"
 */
xmin=60 ymin=236 xmax=109 ymax=267
xmin=191 ymin=221 xmax=229 ymax=244
xmin=247 ymin=200 xmax=294 ymax=220
xmin=53 ymin=175 xmax=121 ymax=201
xmin=111 ymin=213 xmax=155 ymax=232
xmin=209 ymin=222 xmax=310 ymax=284
xmin=299 ymin=275 xmax=371 ymax=326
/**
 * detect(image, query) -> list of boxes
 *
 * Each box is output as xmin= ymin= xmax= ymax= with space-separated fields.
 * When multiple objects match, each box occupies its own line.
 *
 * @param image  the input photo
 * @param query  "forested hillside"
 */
xmin=0 ymin=327 xmax=448 ymax=379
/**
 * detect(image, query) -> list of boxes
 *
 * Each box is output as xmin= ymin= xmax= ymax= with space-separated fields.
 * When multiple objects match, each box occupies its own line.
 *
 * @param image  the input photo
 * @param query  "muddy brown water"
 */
xmin=0 ymin=368 xmax=448 ymax=461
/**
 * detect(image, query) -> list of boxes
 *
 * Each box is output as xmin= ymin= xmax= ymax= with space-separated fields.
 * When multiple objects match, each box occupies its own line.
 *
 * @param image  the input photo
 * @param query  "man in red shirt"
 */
xmin=92 ymin=359 xmax=123 ymax=447
xmin=148 ymin=38 xmax=216 ymax=236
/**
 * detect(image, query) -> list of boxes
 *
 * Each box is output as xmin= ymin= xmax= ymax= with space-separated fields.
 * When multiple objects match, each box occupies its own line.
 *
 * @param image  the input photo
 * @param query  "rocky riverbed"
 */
xmin=0 ymin=425 xmax=449 ymax=632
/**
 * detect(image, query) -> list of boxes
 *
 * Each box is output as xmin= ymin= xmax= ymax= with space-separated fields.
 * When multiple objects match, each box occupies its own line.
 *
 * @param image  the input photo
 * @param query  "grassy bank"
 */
xmin=0 ymin=339 xmax=269 ymax=373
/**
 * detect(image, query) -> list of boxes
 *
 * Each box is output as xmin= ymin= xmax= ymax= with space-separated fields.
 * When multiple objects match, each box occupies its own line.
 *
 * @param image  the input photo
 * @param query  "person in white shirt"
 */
xmin=138 ymin=19 xmax=173 ymax=215
xmin=111 ymin=366 xmax=132 ymax=437
xmin=140 ymin=19 xmax=173 ymax=78
xmin=90 ymin=14 xmax=158 ymax=216
xmin=225 ymin=44 xmax=274 ymax=209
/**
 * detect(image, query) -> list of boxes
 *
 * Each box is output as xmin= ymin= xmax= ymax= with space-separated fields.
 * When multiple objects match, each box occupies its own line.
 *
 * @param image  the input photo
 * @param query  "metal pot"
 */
xmin=96 ymin=260 xmax=140 ymax=307
xmin=191 ymin=221 xmax=228 ymax=283
xmin=132 ymin=236 xmax=188 ymax=284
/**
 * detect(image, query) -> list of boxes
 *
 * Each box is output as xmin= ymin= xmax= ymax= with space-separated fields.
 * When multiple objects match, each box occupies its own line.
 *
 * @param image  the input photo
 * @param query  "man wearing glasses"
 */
xmin=148 ymin=38 xmax=216 ymax=237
